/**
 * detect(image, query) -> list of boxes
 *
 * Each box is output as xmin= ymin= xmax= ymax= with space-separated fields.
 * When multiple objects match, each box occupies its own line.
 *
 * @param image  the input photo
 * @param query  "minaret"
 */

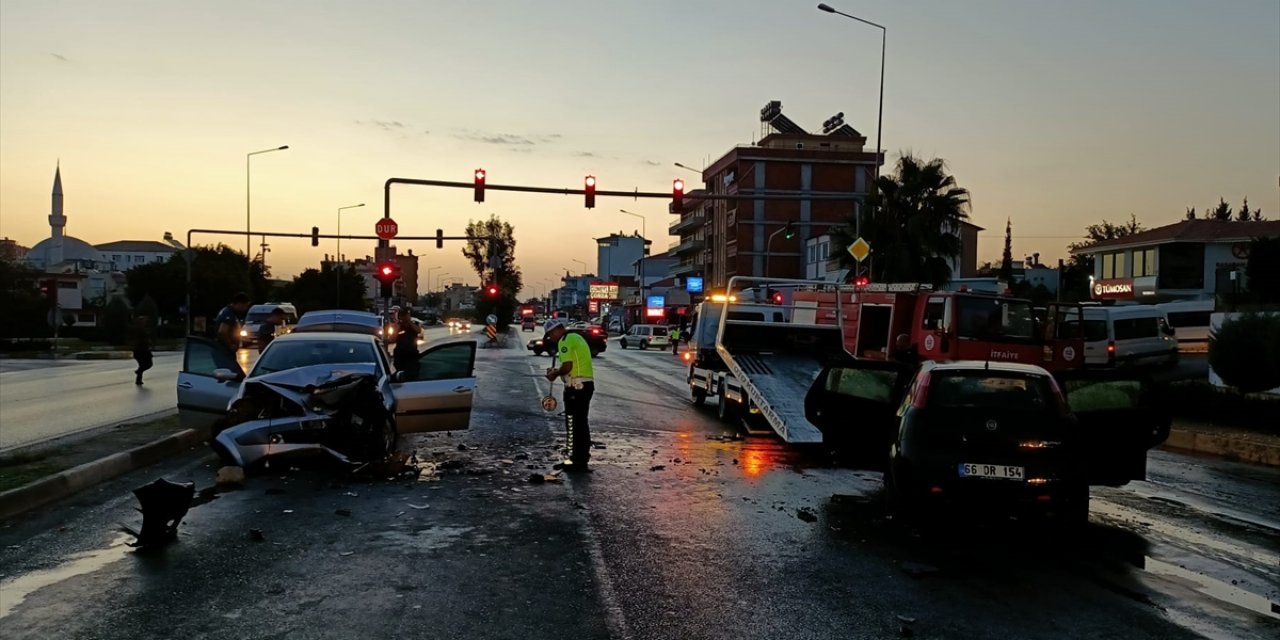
xmin=48 ymin=162 xmax=66 ymax=266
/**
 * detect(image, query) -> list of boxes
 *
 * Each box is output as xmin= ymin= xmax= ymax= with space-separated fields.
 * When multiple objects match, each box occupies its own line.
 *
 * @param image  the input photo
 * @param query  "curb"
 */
xmin=1162 ymin=428 xmax=1280 ymax=468
xmin=0 ymin=427 xmax=209 ymax=521
xmin=73 ymin=351 xmax=133 ymax=360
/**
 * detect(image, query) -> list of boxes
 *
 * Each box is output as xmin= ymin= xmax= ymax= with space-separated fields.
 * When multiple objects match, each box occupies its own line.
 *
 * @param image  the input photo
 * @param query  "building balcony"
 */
xmin=670 ymin=238 xmax=706 ymax=256
xmin=668 ymin=261 xmax=702 ymax=277
xmin=668 ymin=215 xmax=706 ymax=235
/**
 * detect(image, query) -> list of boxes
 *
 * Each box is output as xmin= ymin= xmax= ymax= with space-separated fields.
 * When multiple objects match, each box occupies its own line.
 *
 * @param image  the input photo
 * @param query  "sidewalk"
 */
xmin=1163 ymin=420 xmax=1280 ymax=467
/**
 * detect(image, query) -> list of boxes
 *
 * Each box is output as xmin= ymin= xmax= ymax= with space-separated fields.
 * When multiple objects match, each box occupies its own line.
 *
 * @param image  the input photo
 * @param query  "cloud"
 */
xmin=576 ymin=151 xmax=599 ymax=158
xmin=644 ymin=160 xmax=662 ymax=166
xmin=508 ymin=147 xmax=534 ymax=154
xmin=452 ymin=129 xmax=562 ymax=146
xmin=51 ymin=53 xmax=68 ymax=62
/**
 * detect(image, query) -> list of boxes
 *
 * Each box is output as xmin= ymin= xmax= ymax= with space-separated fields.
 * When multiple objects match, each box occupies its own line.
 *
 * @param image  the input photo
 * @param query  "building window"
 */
xmin=808 ymin=245 xmax=817 ymax=262
xmin=113 ymin=254 xmax=121 ymax=263
xmin=819 ymin=242 xmax=829 ymax=261
xmin=1134 ymin=248 xmax=1156 ymax=277
xmin=1100 ymin=253 xmax=1115 ymax=279
xmin=1158 ymin=243 xmax=1205 ymax=290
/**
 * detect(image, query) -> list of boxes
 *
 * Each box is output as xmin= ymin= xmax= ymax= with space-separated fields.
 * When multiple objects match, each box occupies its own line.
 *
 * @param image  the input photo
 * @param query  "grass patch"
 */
xmin=0 ymin=415 xmax=185 ymax=493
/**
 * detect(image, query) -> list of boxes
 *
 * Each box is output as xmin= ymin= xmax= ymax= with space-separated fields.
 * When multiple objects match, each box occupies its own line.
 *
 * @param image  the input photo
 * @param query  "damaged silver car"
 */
xmin=177 ymin=332 xmax=476 ymax=467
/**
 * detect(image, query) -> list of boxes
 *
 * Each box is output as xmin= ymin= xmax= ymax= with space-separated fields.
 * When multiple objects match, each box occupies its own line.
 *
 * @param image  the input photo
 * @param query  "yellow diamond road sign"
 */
xmin=848 ymin=237 xmax=871 ymax=262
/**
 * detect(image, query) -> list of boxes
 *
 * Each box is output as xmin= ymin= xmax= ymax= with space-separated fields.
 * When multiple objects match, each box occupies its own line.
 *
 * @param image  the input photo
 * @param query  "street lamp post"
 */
xmin=246 ymin=145 xmax=289 ymax=276
xmin=572 ymin=258 xmax=588 ymax=274
xmin=335 ymin=202 xmax=366 ymax=307
xmin=436 ymin=273 xmax=451 ymax=291
xmin=618 ymin=209 xmax=648 ymax=301
xmin=817 ymin=3 xmax=884 ymax=237
xmin=764 ymin=222 xmax=796 ymax=279
xmin=673 ymin=162 xmax=702 ymax=176
xmin=427 ymin=266 xmax=441 ymax=292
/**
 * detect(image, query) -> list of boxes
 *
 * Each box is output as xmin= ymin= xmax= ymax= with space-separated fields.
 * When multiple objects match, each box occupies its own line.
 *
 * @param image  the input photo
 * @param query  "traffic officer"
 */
xmin=543 ymin=319 xmax=594 ymax=471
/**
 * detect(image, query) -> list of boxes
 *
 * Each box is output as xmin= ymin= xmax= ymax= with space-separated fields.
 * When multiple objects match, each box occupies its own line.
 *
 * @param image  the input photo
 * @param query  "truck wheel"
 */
xmin=691 ymin=386 xmax=707 ymax=406
xmin=640 ymin=340 xmax=649 ymax=350
xmin=716 ymin=388 xmax=736 ymax=422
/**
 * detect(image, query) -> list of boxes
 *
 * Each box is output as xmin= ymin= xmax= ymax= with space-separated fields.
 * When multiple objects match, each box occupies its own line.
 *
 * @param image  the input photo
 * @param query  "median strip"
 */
xmin=0 ymin=415 xmax=208 ymax=520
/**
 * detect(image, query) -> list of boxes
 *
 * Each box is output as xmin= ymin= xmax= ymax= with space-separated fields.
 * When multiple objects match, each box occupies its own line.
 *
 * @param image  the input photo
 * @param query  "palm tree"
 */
xmin=833 ymin=154 xmax=971 ymax=287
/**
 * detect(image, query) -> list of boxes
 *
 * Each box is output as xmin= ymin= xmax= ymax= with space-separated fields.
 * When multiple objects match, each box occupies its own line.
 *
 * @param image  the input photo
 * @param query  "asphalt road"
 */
xmin=0 ymin=354 xmax=183 ymax=451
xmin=0 ymin=335 xmax=1275 ymax=639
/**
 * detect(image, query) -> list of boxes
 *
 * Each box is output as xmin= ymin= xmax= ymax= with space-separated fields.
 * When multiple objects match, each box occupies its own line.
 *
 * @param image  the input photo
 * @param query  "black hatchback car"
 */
xmin=805 ymin=360 xmax=1170 ymax=524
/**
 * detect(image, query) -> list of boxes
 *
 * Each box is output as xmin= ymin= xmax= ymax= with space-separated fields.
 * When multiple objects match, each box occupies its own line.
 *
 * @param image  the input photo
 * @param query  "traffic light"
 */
xmin=485 ymin=283 xmax=499 ymax=298
xmin=772 ymin=290 xmax=784 ymax=305
xmin=436 ymin=228 xmax=444 ymax=249
xmin=854 ymin=274 xmax=870 ymax=288
xmin=672 ymin=178 xmax=684 ymax=209
xmin=474 ymin=168 xmax=486 ymax=203
xmin=584 ymin=175 xmax=596 ymax=209
xmin=311 ymin=226 xmax=319 ymax=247
xmin=374 ymin=261 xmax=399 ymax=298
xmin=783 ymin=221 xmax=795 ymax=240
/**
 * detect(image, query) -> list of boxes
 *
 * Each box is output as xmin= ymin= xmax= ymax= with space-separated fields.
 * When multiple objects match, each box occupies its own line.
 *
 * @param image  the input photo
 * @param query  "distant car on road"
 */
xmin=521 ymin=316 xmax=537 ymax=332
xmin=446 ymin=319 xmax=472 ymax=332
xmin=293 ymin=310 xmax=385 ymax=344
xmin=527 ymin=325 xmax=607 ymax=357
xmin=619 ymin=324 xmax=669 ymax=350
xmin=804 ymin=359 xmax=1170 ymax=525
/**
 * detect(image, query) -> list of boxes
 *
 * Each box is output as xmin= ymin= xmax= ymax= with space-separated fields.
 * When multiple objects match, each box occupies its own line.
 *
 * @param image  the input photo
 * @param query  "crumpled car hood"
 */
xmin=248 ymin=363 xmax=379 ymax=391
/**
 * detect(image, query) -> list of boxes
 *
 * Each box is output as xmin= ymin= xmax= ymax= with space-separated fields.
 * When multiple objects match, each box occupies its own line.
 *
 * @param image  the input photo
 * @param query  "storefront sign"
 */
xmin=1092 ymin=278 xmax=1135 ymax=300
xmin=686 ymin=277 xmax=704 ymax=293
xmin=589 ymin=282 xmax=619 ymax=300
xmin=588 ymin=300 xmax=599 ymax=313
xmin=647 ymin=295 xmax=666 ymax=309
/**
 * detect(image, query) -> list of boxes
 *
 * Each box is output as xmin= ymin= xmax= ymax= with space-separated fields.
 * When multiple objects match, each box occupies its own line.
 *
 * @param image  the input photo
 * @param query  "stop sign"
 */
xmin=375 ymin=217 xmax=399 ymax=240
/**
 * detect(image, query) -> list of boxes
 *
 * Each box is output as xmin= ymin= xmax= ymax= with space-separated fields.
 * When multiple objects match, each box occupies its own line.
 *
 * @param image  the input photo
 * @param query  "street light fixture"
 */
xmin=765 ymin=221 xmax=797 ymax=279
xmin=673 ymin=162 xmax=702 ymax=176
xmin=618 ymin=209 xmax=649 ymax=299
xmin=817 ymin=3 xmax=885 ymax=236
xmin=246 ymin=145 xmax=289 ymax=273
xmin=335 ymin=202 xmax=365 ymax=307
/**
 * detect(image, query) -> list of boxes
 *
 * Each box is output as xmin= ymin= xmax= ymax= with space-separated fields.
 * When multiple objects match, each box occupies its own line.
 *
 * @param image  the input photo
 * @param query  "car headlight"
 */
xmin=239 ymin=330 xmax=248 ymax=337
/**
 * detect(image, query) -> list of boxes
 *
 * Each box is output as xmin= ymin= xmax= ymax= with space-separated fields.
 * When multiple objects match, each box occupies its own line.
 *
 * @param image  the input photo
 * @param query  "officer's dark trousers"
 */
xmin=564 ymin=381 xmax=595 ymax=465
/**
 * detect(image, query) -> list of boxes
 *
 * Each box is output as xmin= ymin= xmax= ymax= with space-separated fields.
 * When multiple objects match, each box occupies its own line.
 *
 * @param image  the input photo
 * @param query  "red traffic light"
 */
xmin=673 ymin=178 xmax=684 ymax=209
xmin=485 ymin=284 xmax=499 ymax=297
xmin=584 ymin=175 xmax=596 ymax=209
xmin=854 ymin=275 xmax=870 ymax=288
xmin=474 ymin=168 xmax=486 ymax=203
xmin=375 ymin=261 xmax=399 ymax=283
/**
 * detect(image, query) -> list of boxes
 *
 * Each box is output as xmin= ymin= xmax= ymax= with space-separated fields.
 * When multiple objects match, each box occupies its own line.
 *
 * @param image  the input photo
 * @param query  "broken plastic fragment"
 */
xmin=128 ymin=478 xmax=195 ymax=549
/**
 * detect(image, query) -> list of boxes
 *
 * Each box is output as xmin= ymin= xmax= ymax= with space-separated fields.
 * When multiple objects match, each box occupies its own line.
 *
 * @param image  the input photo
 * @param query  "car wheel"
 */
xmin=691 ymin=386 xmax=707 ymax=406
xmin=620 ymin=339 xmax=627 ymax=349
xmin=640 ymin=340 xmax=649 ymax=351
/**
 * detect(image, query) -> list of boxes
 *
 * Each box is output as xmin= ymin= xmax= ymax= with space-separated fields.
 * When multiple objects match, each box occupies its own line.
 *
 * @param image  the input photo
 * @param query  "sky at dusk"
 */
xmin=1 ymin=0 xmax=1277 ymax=291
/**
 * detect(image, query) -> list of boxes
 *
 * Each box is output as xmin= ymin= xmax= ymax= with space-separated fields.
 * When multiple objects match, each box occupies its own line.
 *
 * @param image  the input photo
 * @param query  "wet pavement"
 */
xmin=0 ymin=337 xmax=1276 ymax=639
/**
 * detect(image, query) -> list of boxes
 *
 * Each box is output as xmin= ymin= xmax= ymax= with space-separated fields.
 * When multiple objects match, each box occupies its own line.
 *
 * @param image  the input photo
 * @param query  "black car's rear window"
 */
xmin=928 ymin=372 xmax=1053 ymax=411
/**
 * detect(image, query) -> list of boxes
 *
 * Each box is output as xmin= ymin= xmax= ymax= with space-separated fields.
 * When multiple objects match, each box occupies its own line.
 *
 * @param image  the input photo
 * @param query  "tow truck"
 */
xmin=687 ymin=277 xmax=1088 ymax=443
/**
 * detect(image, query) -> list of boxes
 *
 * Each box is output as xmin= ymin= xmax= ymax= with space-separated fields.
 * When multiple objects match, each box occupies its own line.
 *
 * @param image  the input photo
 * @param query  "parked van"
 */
xmin=1078 ymin=305 xmax=1177 ymax=368
xmin=619 ymin=324 xmax=670 ymax=350
xmin=1156 ymin=299 xmax=1213 ymax=344
xmin=241 ymin=303 xmax=299 ymax=347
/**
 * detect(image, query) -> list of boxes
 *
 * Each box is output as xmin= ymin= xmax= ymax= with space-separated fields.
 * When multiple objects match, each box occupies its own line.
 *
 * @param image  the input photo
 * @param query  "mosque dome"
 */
xmin=27 ymin=236 xmax=107 ymax=270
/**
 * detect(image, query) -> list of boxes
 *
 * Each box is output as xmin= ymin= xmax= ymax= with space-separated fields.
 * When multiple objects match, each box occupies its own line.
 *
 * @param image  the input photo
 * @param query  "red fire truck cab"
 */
xmin=836 ymin=284 xmax=1085 ymax=372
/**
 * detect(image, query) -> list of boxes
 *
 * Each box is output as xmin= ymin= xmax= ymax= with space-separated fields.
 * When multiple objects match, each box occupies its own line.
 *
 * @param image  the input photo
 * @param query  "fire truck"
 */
xmin=687 ymin=277 xmax=1086 ymax=443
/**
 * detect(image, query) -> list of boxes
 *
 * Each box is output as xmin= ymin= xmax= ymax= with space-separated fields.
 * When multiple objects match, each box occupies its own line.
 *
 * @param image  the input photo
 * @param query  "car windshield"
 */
xmin=955 ymin=297 xmax=1036 ymax=340
xmin=252 ymin=340 xmax=381 ymax=376
xmin=928 ymin=372 xmax=1053 ymax=411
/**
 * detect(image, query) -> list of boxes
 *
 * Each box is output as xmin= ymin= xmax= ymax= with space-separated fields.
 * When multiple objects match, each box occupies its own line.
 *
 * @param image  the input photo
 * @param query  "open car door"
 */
xmin=804 ymin=359 xmax=912 ymax=470
xmin=391 ymin=340 xmax=477 ymax=434
xmin=1056 ymin=369 xmax=1171 ymax=486
xmin=176 ymin=336 xmax=244 ymax=430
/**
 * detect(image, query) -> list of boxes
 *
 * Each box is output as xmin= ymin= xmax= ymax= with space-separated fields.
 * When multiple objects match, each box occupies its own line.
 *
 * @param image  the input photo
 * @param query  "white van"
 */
xmin=1156 ymin=299 xmax=1213 ymax=344
xmin=1079 ymin=306 xmax=1177 ymax=368
xmin=619 ymin=324 xmax=670 ymax=350
xmin=241 ymin=303 xmax=299 ymax=347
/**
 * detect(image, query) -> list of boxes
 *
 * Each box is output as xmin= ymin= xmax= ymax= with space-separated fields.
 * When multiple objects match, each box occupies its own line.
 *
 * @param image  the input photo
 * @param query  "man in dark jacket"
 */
xmin=132 ymin=316 xmax=153 ymax=386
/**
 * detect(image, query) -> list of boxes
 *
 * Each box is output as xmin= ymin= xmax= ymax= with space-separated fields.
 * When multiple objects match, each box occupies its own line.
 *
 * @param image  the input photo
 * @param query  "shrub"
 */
xmin=1209 ymin=312 xmax=1280 ymax=393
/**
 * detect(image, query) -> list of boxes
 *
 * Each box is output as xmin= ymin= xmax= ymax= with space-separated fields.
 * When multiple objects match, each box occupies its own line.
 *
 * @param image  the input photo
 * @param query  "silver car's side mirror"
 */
xmin=214 ymin=368 xmax=240 ymax=382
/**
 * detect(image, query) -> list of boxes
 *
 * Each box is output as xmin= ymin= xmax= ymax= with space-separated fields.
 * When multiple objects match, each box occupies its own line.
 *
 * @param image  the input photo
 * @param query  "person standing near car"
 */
xmin=392 ymin=308 xmax=422 ymax=379
xmin=255 ymin=307 xmax=287 ymax=353
xmin=214 ymin=292 xmax=251 ymax=353
xmin=131 ymin=316 xmax=153 ymax=386
xmin=669 ymin=325 xmax=681 ymax=354
xmin=543 ymin=319 xmax=594 ymax=471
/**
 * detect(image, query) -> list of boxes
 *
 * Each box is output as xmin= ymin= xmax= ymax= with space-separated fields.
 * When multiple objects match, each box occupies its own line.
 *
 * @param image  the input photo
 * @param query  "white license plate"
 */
xmin=958 ymin=463 xmax=1024 ymax=480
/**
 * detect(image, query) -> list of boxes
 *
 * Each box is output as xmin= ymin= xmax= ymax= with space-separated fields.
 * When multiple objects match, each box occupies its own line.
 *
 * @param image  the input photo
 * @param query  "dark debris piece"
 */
xmin=248 ymin=528 xmax=265 ymax=542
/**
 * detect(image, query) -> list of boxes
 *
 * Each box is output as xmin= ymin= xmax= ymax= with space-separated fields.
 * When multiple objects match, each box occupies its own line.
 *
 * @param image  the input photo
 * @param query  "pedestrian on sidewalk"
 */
xmin=214 ymin=292 xmax=251 ymax=353
xmin=256 ymin=307 xmax=286 ymax=353
xmin=543 ymin=319 xmax=595 ymax=472
xmin=131 ymin=316 xmax=153 ymax=386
